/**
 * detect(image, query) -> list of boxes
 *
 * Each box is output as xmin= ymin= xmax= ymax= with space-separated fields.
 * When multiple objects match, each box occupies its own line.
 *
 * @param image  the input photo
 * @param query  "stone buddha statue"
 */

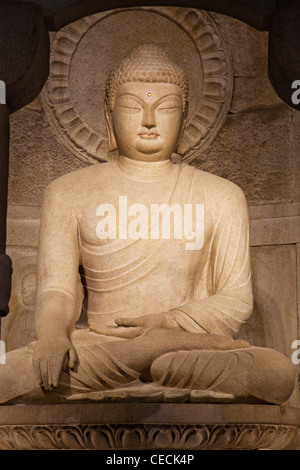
xmin=0 ymin=45 xmax=295 ymax=405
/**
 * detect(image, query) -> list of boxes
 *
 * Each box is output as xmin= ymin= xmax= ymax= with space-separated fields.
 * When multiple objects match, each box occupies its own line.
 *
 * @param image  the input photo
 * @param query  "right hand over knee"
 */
xmin=33 ymin=336 xmax=78 ymax=390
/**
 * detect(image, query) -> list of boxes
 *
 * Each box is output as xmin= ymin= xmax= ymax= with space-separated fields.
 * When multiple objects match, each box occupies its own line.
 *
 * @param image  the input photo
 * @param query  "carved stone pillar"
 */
xmin=0 ymin=1 xmax=50 ymax=319
xmin=0 ymin=102 xmax=11 ymax=318
xmin=0 ymin=1 xmax=50 ymax=114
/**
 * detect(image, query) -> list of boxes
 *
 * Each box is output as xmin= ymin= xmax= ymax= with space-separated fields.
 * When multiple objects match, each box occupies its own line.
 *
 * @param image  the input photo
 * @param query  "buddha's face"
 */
xmin=108 ymin=82 xmax=185 ymax=162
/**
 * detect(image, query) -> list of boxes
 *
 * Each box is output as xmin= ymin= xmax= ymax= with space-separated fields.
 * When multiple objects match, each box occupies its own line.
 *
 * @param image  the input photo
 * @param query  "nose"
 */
xmin=141 ymin=106 xmax=157 ymax=129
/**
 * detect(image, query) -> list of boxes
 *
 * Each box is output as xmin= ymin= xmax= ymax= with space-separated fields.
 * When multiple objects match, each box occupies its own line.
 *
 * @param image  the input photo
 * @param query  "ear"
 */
xmin=105 ymin=100 xmax=117 ymax=152
xmin=176 ymin=104 xmax=188 ymax=155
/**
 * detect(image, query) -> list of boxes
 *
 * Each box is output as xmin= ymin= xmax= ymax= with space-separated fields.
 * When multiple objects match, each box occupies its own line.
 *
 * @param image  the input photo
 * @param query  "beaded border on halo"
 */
xmin=41 ymin=7 xmax=233 ymax=165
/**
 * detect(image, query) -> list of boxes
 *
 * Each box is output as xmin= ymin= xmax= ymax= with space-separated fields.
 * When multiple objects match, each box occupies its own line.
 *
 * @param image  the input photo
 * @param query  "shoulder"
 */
xmin=182 ymin=165 xmax=248 ymax=220
xmin=44 ymin=161 xmax=115 ymax=198
xmin=41 ymin=162 xmax=116 ymax=218
xmin=187 ymin=165 xmax=247 ymax=206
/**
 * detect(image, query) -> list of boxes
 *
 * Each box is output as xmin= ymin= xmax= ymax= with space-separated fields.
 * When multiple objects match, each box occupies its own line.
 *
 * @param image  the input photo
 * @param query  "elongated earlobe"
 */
xmin=176 ymin=104 xmax=188 ymax=156
xmin=105 ymin=100 xmax=117 ymax=152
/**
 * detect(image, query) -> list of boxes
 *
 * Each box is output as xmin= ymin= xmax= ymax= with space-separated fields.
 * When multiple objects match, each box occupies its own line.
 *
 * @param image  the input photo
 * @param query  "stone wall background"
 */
xmin=3 ymin=9 xmax=300 ymax=415
xmin=7 ymin=11 xmax=297 ymax=207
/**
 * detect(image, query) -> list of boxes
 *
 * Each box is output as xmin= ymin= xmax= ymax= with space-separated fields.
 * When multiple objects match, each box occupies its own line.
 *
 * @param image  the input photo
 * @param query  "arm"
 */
xmin=33 ymin=178 xmax=80 ymax=389
xmin=165 ymin=183 xmax=253 ymax=338
xmin=116 ymin=183 xmax=253 ymax=339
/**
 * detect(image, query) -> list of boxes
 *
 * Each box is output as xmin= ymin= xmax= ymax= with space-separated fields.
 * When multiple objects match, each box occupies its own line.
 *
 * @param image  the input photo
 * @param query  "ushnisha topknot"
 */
xmin=106 ymin=44 xmax=189 ymax=111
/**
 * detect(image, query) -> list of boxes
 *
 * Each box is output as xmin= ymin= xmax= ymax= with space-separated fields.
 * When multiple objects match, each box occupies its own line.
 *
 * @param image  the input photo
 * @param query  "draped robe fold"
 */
xmin=2 ymin=159 xmax=294 ymax=404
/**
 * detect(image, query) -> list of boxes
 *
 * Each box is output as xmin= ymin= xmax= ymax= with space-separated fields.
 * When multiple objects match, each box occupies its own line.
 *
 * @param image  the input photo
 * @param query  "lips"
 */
xmin=139 ymin=132 xmax=159 ymax=139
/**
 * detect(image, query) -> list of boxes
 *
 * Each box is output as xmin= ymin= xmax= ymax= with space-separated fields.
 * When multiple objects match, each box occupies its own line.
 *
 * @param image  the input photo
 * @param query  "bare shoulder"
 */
xmin=47 ymin=164 xmax=104 ymax=190
xmin=41 ymin=162 xmax=115 ymax=218
xmin=44 ymin=162 xmax=114 ymax=198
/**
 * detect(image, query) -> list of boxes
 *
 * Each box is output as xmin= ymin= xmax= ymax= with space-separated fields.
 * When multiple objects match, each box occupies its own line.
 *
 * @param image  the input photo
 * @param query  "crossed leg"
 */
xmin=0 ymin=328 xmax=295 ymax=405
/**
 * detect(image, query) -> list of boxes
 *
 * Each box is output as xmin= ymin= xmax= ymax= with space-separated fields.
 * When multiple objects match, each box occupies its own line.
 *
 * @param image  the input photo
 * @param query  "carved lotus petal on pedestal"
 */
xmin=148 ymin=426 xmax=177 ymax=448
xmin=116 ymin=426 xmax=146 ymax=449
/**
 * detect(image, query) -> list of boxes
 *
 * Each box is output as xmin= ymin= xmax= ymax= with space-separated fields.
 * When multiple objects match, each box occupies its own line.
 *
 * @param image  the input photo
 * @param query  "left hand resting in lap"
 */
xmin=116 ymin=313 xmax=180 ymax=335
xmin=92 ymin=314 xmax=180 ymax=339
xmin=93 ymin=315 xmax=252 ymax=349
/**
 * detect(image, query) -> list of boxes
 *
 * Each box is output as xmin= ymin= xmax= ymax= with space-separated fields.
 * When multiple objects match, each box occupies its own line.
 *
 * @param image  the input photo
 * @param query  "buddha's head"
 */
xmin=105 ymin=44 xmax=189 ymax=162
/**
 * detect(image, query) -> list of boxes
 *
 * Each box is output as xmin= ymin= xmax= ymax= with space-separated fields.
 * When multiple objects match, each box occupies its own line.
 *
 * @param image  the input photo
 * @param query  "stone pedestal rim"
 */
xmin=0 ymin=403 xmax=299 ymax=426
xmin=0 ymin=404 xmax=299 ymax=450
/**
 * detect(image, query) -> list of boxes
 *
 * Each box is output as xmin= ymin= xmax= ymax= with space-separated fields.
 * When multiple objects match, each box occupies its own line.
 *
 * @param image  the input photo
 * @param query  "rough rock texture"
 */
xmin=195 ymin=104 xmax=294 ymax=204
xmin=7 ymin=11 xmax=297 ymax=207
xmin=213 ymin=12 xmax=281 ymax=113
xmin=8 ymin=97 xmax=87 ymax=207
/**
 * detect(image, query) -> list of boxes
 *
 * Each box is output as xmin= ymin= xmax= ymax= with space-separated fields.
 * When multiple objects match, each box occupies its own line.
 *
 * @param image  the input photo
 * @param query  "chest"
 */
xmin=79 ymin=194 xmax=207 ymax=249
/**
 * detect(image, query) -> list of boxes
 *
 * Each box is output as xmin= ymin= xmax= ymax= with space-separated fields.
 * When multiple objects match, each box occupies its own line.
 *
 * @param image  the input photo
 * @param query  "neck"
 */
xmin=117 ymin=155 xmax=175 ymax=182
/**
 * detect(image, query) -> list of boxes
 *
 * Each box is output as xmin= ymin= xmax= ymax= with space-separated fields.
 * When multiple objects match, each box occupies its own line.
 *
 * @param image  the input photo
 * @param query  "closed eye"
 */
xmin=157 ymin=106 xmax=181 ymax=114
xmin=157 ymin=106 xmax=180 ymax=110
xmin=117 ymin=105 xmax=141 ymax=112
xmin=115 ymin=95 xmax=142 ymax=112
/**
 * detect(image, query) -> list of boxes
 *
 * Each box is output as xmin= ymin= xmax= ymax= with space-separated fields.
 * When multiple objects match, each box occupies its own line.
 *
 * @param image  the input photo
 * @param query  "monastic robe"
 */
xmin=1 ymin=157 xmax=294 ymax=405
xmin=37 ymin=156 xmax=253 ymax=340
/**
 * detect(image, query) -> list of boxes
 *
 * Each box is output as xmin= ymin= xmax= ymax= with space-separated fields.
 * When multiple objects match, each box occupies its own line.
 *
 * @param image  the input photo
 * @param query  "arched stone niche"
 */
xmin=41 ymin=8 xmax=233 ymax=165
xmin=2 ymin=6 xmax=300 ymax=450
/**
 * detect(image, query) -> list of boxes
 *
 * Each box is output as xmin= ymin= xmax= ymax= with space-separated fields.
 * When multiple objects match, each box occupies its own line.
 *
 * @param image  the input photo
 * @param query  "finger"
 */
xmin=105 ymin=324 xmax=144 ymax=338
xmin=88 ymin=323 xmax=144 ymax=338
xmin=115 ymin=327 xmax=144 ymax=339
xmin=47 ymin=360 xmax=55 ymax=391
xmin=48 ymin=356 xmax=65 ymax=389
xmin=91 ymin=324 xmax=131 ymax=336
xmin=32 ymin=356 xmax=43 ymax=387
xmin=68 ymin=347 xmax=79 ymax=370
xmin=39 ymin=360 xmax=49 ymax=390
xmin=115 ymin=317 xmax=143 ymax=327
xmin=62 ymin=353 xmax=69 ymax=372
xmin=234 ymin=339 xmax=251 ymax=349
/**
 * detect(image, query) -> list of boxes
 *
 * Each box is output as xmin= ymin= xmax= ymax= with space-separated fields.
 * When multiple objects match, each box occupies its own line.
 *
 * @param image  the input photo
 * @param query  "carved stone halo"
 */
xmin=41 ymin=7 xmax=233 ymax=164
